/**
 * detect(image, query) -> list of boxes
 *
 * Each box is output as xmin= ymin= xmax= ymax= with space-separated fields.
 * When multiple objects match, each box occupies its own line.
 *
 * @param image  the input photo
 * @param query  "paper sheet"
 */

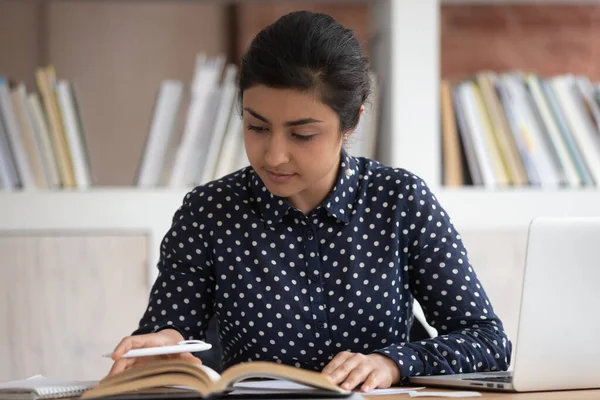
xmin=409 ymin=391 xmax=481 ymax=398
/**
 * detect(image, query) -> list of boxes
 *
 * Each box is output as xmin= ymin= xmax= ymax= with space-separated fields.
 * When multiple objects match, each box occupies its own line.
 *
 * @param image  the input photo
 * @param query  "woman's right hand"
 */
xmin=106 ymin=328 xmax=202 ymax=378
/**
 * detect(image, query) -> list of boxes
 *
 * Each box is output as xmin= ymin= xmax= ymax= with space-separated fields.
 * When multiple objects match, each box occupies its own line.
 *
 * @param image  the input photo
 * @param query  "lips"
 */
xmin=266 ymin=170 xmax=294 ymax=177
xmin=265 ymin=169 xmax=296 ymax=183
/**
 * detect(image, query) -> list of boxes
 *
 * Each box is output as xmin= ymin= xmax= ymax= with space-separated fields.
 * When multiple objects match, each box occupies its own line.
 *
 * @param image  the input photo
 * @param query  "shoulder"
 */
xmin=178 ymin=167 xmax=253 ymax=213
xmin=358 ymin=157 xmax=431 ymax=196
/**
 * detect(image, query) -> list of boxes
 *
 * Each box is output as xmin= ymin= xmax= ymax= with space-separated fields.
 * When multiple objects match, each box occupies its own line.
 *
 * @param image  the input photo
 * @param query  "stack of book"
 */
xmin=135 ymin=53 xmax=380 ymax=188
xmin=0 ymin=67 xmax=93 ymax=191
xmin=135 ymin=54 xmax=244 ymax=188
xmin=441 ymin=71 xmax=600 ymax=189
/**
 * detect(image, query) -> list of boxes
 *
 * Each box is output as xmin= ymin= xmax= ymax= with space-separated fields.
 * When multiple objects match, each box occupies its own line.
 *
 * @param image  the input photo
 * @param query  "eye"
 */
xmin=247 ymin=124 xmax=269 ymax=133
xmin=293 ymin=133 xmax=316 ymax=142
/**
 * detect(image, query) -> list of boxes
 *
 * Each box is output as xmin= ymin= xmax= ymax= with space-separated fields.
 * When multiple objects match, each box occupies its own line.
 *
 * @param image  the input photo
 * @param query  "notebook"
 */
xmin=0 ymin=375 xmax=97 ymax=400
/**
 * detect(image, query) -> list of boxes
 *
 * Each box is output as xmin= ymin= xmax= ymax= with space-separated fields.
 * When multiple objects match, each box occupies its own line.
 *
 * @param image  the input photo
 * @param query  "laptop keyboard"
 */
xmin=469 ymin=376 xmax=513 ymax=383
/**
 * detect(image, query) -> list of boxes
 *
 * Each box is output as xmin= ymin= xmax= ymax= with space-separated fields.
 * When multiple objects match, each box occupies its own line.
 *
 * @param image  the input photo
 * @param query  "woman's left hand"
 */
xmin=321 ymin=351 xmax=401 ymax=392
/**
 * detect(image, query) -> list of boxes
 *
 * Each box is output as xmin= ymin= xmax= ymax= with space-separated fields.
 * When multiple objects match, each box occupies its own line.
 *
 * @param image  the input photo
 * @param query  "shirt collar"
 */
xmin=320 ymin=149 xmax=360 ymax=224
xmin=249 ymin=149 xmax=360 ymax=226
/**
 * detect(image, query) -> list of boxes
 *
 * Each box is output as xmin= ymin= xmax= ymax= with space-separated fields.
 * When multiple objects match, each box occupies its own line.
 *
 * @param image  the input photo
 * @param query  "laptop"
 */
xmin=409 ymin=216 xmax=600 ymax=392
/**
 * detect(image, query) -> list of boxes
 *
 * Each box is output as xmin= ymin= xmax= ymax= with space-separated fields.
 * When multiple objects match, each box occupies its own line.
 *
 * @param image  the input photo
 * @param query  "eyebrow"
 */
xmin=243 ymin=107 xmax=324 ymax=127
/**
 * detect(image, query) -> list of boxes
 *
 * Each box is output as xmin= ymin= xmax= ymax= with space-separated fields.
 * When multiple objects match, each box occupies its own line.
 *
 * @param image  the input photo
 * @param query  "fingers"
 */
xmin=360 ymin=370 xmax=382 ymax=392
xmin=179 ymin=352 xmax=203 ymax=364
xmin=321 ymin=351 xmax=352 ymax=378
xmin=112 ymin=334 xmax=166 ymax=360
xmin=338 ymin=355 xmax=373 ymax=391
xmin=107 ymin=332 xmax=204 ymax=382
xmin=111 ymin=336 xmax=141 ymax=360
xmin=322 ymin=352 xmax=398 ymax=392
xmin=324 ymin=352 xmax=365 ymax=387
xmin=165 ymin=352 xmax=202 ymax=364
xmin=107 ymin=358 xmax=134 ymax=378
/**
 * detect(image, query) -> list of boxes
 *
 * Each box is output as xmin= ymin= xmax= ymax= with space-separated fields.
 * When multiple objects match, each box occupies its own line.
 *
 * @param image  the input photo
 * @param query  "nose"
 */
xmin=264 ymin=132 xmax=290 ymax=167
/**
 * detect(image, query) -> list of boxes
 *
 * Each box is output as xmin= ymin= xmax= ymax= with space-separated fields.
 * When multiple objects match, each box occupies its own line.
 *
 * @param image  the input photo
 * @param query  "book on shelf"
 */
xmin=79 ymin=359 xmax=351 ymax=400
xmin=0 ymin=67 xmax=94 ymax=192
xmin=0 ymin=77 xmax=35 ymax=189
xmin=56 ymin=78 xmax=94 ymax=188
xmin=0 ymin=54 xmax=381 ymax=192
xmin=441 ymin=71 xmax=600 ymax=189
xmin=135 ymin=52 xmax=381 ymax=189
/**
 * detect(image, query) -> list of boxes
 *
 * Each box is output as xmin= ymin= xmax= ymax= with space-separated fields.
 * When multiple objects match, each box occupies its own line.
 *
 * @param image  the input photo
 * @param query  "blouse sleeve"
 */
xmin=132 ymin=190 xmax=216 ymax=341
xmin=373 ymin=174 xmax=512 ymax=379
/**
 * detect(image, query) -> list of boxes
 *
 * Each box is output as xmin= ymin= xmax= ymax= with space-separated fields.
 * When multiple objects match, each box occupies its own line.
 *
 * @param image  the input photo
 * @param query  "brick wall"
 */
xmin=441 ymin=4 xmax=600 ymax=82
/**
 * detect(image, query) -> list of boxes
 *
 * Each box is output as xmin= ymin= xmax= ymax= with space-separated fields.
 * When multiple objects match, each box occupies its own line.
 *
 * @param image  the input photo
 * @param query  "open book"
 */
xmin=81 ymin=360 xmax=352 ymax=399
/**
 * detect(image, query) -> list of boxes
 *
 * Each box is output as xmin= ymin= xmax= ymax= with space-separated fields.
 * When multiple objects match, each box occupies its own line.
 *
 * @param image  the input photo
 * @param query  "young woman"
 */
xmin=108 ymin=10 xmax=511 ymax=392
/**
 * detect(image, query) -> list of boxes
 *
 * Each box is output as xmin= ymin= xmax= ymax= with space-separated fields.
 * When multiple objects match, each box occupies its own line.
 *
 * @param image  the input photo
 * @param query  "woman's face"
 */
xmin=242 ymin=85 xmax=343 ymax=211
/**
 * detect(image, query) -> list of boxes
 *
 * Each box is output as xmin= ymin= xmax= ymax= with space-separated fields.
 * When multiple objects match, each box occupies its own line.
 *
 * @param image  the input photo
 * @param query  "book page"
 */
xmin=197 ymin=365 xmax=221 ymax=382
xmin=231 ymin=380 xmax=426 ymax=396
xmin=231 ymin=380 xmax=322 ymax=394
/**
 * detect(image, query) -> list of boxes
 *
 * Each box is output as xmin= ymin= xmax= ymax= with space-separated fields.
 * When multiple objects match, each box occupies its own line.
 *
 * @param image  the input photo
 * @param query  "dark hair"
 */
xmin=238 ymin=10 xmax=371 ymax=133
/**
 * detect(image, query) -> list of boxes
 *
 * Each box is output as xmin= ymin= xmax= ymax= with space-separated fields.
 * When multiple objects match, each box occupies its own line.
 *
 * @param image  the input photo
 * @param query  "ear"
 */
xmin=344 ymin=105 xmax=366 ymax=140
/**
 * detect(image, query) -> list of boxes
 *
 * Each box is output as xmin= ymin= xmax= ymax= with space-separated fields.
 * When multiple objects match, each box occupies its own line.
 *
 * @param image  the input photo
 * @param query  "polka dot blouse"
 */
xmin=133 ymin=151 xmax=512 ymax=380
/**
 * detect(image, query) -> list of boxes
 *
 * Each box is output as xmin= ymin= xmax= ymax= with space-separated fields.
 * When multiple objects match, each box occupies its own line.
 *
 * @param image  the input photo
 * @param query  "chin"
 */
xmin=256 ymin=172 xmax=298 ymax=198
xmin=262 ymin=182 xmax=298 ymax=198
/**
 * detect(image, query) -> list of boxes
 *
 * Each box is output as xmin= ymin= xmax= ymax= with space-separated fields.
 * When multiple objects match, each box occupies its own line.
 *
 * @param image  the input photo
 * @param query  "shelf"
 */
xmin=436 ymin=187 xmax=600 ymax=229
xmin=0 ymin=188 xmax=191 ymax=287
xmin=1 ymin=1 xmax=597 ymax=256
xmin=2 ymin=185 xmax=598 ymax=239
xmin=0 ymin=188 xmax=190 ymax=230
xmin=380 ymin=0 xmax=440 ymax=187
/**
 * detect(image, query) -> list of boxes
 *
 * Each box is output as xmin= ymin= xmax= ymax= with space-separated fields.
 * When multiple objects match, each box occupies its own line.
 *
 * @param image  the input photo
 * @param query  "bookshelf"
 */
xmin=0 ymin=233 xmax=150 ymax=381
xmin=0 ymin=0 xmax=380 ymax=322
xmin=0 ymin=0 xmax=376 ymax=280
xmin=0 ymin=0 xmax=375 ymax=187
xmin=0 ymin=188 xmax=189 ymax=287
xmin=0 ymin=0 xmax=599 ymax=268
xmin=379 ymin=0 xmax=600 ymax=231
xmin=2 ymin=1 xmax=597 ymax=374
xmin=1 ymin=0 xmax=599 ymax=261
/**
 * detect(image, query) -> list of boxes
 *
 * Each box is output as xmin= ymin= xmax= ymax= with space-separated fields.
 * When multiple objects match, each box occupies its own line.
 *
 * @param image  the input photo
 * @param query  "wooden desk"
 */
xmin=61 ymin=386 xmax=600 ymax=400
xmin=367 ymin=387 xmax=600 ymax=399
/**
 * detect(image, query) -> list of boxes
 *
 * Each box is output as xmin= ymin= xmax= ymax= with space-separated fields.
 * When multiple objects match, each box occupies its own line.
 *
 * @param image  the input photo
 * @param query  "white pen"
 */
xmin=102 ymin=340 xmax=212 ymax=358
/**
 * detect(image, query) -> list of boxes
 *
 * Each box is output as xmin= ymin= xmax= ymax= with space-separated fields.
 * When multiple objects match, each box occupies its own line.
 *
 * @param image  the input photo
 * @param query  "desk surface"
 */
xmin=367 ymin=387 xmax=600 ymax=399
xmin=62 ymin=387 xmax=600 ymax=400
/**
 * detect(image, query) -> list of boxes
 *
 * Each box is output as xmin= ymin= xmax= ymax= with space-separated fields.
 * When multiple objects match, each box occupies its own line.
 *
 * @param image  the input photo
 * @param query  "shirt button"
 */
xmin=307 ymin=232 xmax=314 ymax=240
xmin=311 ymin=274 xmax=319 ymax=283
xmin=317 ymin=322 xmax=326 ymax=329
